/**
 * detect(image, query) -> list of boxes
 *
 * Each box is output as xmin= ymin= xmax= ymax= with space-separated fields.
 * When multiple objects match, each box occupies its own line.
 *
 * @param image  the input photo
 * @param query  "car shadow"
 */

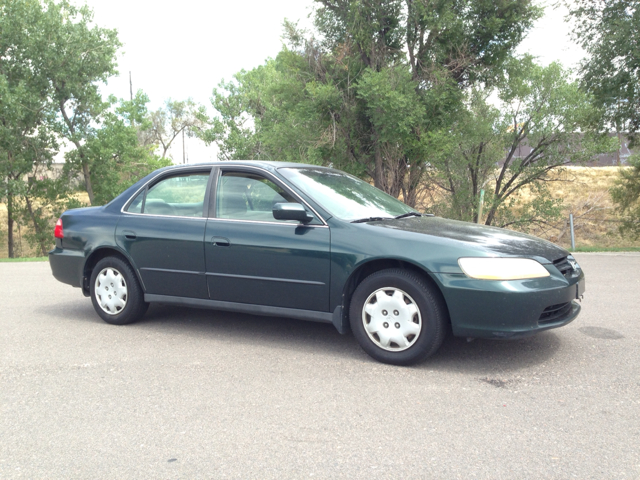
xmin=43 ymin=301 xmax=565 ymax=374
xmin=425 ymin=327 xmax=563 ymax=375
xmin=144 ymin=304 xmax=564 ymax=374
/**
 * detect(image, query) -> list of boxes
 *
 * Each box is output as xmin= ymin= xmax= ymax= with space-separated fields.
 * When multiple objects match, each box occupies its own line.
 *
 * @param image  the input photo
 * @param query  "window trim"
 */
xmin=210 ymin=166 xmax=328 ymax=227
xmin=120 ymin=164 xmax=329 ymax=226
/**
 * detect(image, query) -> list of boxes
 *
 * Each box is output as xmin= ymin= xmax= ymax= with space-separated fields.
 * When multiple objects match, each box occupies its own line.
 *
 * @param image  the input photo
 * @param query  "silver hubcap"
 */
xmin=362 ymin=287 xmax=422 ymax=352
xmin=95 ymin=267 xmax=127 ymax=315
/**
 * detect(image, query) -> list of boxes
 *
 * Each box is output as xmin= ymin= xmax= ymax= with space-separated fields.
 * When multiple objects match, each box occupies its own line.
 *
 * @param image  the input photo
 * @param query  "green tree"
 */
xmin=429 ymin=58 xmax=616 ymax=228
xmin=143 ymin=99 xmax=207 ymax=160
xmin=0 ymin=0 xmax=58 ymax=257
xmin=65 ymin=93 xmax=171 ymax=206
xmin=202 ymin=0 xmax=542 ymax=206
xmin=567 ymin=1 xmax=640 ymax=238
xmin=1 ymin=0 xmax=157 ymax=257
xmin=567 ymin=0 xmax=640 ymax=142
xmin=38 ymin=0 xmax=121 ymax=205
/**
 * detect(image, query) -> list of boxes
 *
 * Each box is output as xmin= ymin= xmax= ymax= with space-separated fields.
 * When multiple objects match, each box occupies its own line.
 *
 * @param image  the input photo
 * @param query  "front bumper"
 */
xmin=434 ymin=268 xmax=585 ymax=339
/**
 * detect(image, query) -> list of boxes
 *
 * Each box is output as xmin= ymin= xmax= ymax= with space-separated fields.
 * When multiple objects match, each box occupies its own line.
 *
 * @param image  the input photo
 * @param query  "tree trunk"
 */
xmin=82 ymin=159 xmax=95 ymax=205
xmin=484 ymin=203 xmax=498 ymax=226
xmin=374 ymin=138 xmax=384 ymax=191
xmin=7 ymin=191 xmax=14 ymax=258
xmin=403 ymin=167 xmax=419 ymax=208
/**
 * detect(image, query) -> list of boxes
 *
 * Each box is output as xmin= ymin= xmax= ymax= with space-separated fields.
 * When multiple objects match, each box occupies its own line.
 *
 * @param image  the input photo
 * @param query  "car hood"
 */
xmin=370 ymin=216 xmax=568 ymax=263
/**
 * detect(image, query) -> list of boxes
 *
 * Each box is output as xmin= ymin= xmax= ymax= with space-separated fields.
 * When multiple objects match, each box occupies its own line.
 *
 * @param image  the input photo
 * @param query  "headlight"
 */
xmin=458 ymin=257 xmax=550 ymax=280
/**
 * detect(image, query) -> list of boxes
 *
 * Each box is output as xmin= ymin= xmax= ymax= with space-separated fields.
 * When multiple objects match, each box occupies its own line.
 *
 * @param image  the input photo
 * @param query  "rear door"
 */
xmin=204 ymin=167 xmax=331 ymax=312
xmin=116 ymin=168 xmax=212 ymax=299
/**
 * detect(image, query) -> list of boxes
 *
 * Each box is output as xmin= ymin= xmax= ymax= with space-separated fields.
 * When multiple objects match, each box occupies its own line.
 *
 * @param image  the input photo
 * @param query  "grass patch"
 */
xmin=571 ymin=246 xmax=640 ymax=253
xmin=0 ymin=256 xmax=48 ymax=262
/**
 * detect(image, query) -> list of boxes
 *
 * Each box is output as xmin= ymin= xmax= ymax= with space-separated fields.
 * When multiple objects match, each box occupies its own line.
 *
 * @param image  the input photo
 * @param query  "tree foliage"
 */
xmin=64 ymin=92 xmax=171 ymax=206
xmin=1 ymin=0 xmax=168 ymax=257
xmin=1 ymin=0 xmax=58 ymax=257
xmin=202 ymin=0 xmax=543 ymax=207
xmin=204 ymin=0 xmax=611 ymax=228
xmin=568 ymin=0 xmax=640 ymax=141
xmin=568 ymin=1 xmax=640 ymax=238
xmin=39 ymin=1 xmax=121 ymax=205
xmin=142 ymin=99 xmax=207 ymax=160
xmin=429 ymin=58 xmax=616 ymax=228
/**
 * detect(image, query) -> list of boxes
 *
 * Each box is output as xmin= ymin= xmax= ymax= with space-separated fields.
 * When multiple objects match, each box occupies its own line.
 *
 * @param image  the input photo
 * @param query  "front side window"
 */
xmin=216 ymin=172 xmax=301 ymax=223
xmin=126 ymin=172 xmax=210 ymax=217
xmin=279 ymin=167 xmax=414 ymax=221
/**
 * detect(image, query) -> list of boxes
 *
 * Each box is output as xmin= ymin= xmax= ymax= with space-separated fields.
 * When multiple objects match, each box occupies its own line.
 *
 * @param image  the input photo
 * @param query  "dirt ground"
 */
xmin=513 ymin=166 xmax=640 ymax=249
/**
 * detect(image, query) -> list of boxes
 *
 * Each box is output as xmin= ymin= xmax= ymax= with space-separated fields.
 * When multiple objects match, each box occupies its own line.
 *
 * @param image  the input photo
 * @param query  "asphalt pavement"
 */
xmin=1 ymin=253 xmax=638 ymax=479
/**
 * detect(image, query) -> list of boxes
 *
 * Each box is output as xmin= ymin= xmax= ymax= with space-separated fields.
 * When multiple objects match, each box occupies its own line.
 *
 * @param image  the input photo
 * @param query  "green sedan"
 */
xmin=49 ymin=161 xmax=585 ymax=365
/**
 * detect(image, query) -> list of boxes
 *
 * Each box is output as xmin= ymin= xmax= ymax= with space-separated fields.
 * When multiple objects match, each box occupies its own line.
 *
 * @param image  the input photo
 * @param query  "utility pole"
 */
xmin=129 ymin=72 xmax=135 ymax=127
xmin=182 ymin=129 xmax=186 ymax=164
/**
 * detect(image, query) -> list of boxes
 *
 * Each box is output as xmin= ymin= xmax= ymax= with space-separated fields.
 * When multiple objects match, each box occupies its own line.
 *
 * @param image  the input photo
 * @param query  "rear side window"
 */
xmin=126 ymin=172 xmax=210 ymax=217
xmin=127 ymin=191 xmax=144 ymax=213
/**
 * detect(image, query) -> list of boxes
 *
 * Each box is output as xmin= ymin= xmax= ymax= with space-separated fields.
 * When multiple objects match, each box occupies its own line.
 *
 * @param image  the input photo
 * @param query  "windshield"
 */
xmin=279 ymin=167 xmax=415 ymax=221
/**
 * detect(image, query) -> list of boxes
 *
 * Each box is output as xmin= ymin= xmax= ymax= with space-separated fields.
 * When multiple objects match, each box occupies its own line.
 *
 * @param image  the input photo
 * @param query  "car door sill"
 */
xmin=145 ymin=294 xmax=334 ymax=324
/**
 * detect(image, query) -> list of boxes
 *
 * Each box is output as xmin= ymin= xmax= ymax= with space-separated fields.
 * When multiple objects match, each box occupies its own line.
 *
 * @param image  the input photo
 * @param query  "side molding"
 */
xmin=145 ymin=294 xmax=334 ymax=324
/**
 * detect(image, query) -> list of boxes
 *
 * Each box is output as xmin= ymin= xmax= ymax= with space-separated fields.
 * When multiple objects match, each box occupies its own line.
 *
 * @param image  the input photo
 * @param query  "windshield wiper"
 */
xmin=351 ymin=212 xmax=424 ymax=223
xmin=394 ymin=212 xmax=422 ymax=219
xmin=350 ymin=216 xmax=393 ymax=224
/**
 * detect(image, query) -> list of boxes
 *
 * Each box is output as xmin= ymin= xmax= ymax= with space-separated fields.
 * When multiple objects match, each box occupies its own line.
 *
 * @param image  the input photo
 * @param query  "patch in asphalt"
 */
xmin=480 ymin=377 xmax=514 ymax=388
xmin=578 ymin=326 xmax=624 ymax=340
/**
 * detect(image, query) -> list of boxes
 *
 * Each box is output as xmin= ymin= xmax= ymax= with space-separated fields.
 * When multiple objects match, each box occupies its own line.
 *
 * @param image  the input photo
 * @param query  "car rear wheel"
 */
xmin=349 ymin=268 xmax=447 ymax=365
xmin=90 ymin=256 xmax=148 ymax=325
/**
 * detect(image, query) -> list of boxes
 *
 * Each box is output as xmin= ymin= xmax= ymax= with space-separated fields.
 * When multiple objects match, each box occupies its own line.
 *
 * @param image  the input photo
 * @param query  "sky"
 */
xmin=82 ymin=0 xmax=585 ymax=163
xmin=86 ymin=0 xmax=317 ymax=108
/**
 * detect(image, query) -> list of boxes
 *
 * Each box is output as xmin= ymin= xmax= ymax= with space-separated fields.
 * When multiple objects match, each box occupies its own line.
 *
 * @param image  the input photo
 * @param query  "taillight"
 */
xmin=54 ymin=218 xmax=64 ymax=239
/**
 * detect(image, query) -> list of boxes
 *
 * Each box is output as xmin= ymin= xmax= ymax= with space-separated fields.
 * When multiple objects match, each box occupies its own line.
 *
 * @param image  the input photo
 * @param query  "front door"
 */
xmin=116 ymin=169 xmax=212 ymax=299
xmin=204 ymin=169 xmax=331 ymax=312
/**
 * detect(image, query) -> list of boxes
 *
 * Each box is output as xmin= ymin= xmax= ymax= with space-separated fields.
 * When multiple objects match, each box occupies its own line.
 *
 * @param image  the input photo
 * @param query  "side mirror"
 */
xmin=272 ymin=203 xmax=313 ymax=223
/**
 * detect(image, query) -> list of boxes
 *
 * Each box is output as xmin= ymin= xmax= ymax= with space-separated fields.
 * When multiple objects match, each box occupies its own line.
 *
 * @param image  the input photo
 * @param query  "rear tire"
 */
xmin=349 ymin=268 xmax=447 ymax=365
xmin=90 ymin=256 xmax=148 ymax=325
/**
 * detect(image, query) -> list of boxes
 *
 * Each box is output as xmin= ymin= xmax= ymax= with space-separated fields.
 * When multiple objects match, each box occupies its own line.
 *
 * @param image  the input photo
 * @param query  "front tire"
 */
xmin=349 ymin=269 xmax=447 ymax=365
xmin=90 ymin=256 xmax=148 ymax=325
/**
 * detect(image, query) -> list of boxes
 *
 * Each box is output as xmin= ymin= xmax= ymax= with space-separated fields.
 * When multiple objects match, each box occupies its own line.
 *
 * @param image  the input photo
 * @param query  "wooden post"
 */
xmin=477 ymin=189 xmax=485 ymax=224
xmin=570 ymin=213 xmax=576 ymax=251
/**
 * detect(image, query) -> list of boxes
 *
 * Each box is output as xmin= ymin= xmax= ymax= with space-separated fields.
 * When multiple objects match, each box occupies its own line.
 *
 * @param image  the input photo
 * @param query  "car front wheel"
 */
xmin=90 ymin=256 xmax=148 ymax=325
xmin=349 ymin=268 xmax=447 ymax=365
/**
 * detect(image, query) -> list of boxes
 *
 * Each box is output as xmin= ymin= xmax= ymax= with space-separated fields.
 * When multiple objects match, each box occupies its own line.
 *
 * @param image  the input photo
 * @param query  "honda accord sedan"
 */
xmin=49 ymin=161 xmax=585 ymax=365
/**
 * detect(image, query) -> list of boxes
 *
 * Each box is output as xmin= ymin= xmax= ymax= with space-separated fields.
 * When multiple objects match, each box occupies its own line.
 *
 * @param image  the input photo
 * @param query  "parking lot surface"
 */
xmin=1 ymin=253 xmax=639 ymax=479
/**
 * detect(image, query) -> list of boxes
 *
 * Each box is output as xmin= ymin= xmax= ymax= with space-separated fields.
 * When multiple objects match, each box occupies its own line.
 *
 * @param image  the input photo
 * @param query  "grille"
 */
xmin=539 ymin=302 xmax=573 ymax=324
xmin=553 ymin=256 xmax=574 ymax=277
